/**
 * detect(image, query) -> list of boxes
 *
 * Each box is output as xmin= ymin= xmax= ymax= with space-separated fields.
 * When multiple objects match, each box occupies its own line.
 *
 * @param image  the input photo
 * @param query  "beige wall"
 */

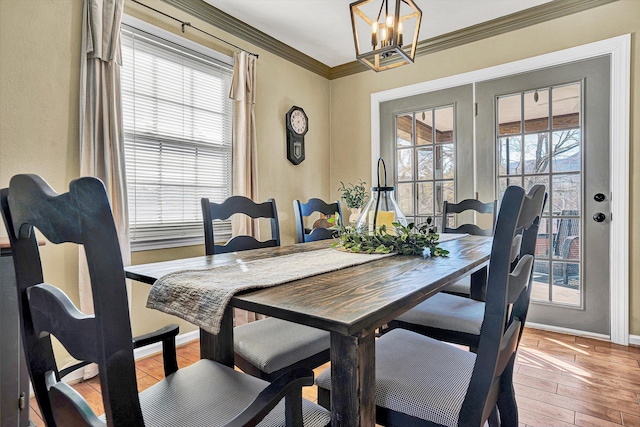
xmin=329 ymin=0 xmax=640 ymax=335
xmin=0 ymin=0 xmax=638 ymax=369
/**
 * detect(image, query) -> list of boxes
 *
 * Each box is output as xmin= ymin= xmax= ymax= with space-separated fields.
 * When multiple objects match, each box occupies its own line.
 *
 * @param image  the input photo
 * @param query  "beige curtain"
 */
xmin=78 ymin=0 xmax=128 ymax=378
xmin=229 ymin=50 xmax=264 ymax=324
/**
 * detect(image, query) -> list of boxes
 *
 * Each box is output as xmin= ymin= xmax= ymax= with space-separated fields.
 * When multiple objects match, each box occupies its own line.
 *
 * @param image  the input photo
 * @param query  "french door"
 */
xmin=379 ymin=56 xmax=611 ymax=335
xmin=476 ymin=56 xmax=611 ymax=334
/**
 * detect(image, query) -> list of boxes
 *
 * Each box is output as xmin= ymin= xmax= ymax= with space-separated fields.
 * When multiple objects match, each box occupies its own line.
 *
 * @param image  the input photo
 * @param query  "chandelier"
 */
xmin=350 ymin=0 xmax=422 ymax=72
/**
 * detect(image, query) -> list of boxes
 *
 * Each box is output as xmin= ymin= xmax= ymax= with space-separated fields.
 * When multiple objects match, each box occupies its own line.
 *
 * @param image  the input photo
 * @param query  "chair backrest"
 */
xmin=293 ymin=198 xmax=342 ymax=243
xmin=441 ymin=199 xmax=497 ymax=236
xmin=458 ymin=185 xmax=545 ymax=425
xmin=1 ymin=175 xmax=144 ymax=427
xmin=201 ymin=196 xmax=280 ymax=255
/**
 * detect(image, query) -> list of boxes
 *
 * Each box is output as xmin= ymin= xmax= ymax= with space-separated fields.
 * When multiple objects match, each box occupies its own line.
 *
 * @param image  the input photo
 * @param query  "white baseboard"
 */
xmin=525 ymin=322 xmax=611 ymax=342
xmin=132 ymin=329 xmax=200 ymax=360
xmin=59 ymin=329 xmax=201 ymax=385
xmin=629 ymin=334 xmax=640 ymax=346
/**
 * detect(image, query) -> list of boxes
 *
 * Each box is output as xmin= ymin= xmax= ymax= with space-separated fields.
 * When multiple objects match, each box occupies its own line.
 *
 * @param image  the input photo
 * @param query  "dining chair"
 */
xmin=441 ymin=198 xmax=497 ymax=299
xmin=293 ymin=198 xmax=342 ymax=243
xmin=384 ymin=190 xmax=544 ymax=351
xmin=1 ymin=174 xmax=330 ymax=427
xmin=202 ymin=196 xmax=331 ymax=381
xmin=316 ymin=184 xmax=546 ymax=427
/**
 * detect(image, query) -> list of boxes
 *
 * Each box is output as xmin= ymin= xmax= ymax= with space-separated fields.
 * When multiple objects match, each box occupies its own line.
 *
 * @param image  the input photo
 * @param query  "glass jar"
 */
xmin=356 ymin=186 xmax=407 ymax=235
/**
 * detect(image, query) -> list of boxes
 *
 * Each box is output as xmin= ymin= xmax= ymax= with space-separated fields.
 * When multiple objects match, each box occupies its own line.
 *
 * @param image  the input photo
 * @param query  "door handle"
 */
xmin=593 ymin=212 xmax=606 ymax=222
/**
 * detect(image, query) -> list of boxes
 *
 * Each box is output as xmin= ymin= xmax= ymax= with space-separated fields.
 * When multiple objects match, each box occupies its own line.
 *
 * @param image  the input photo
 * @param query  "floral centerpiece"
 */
xmin=330 ymin=217 xmax=449 ymax=257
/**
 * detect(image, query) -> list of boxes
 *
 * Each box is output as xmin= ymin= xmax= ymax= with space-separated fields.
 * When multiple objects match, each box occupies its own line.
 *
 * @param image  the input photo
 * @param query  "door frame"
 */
xmin=369 ymin=35 xmax=630 ymax=345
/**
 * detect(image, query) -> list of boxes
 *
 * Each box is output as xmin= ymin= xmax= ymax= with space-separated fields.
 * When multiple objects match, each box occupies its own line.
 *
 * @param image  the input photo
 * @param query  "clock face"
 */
xmin=290 ymin=109 xmax=307 ymax=134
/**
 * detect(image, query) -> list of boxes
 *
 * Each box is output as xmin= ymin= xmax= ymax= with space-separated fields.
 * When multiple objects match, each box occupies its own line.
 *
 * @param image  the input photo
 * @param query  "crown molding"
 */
xmin=160 ymin=0 xmax=617 ymax=81
xmin=159 ymin=0 xmax=331 ymax=79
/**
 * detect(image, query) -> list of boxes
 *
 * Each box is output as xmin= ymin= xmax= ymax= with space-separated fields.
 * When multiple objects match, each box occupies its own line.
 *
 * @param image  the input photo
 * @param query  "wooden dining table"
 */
xmin=125 ymin=235 xmax=492 ymax=427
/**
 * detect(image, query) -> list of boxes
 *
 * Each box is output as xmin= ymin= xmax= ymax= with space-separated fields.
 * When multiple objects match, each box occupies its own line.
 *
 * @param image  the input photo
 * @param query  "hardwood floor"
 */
xmin=30 ymin=327 xmax=640 ymax=426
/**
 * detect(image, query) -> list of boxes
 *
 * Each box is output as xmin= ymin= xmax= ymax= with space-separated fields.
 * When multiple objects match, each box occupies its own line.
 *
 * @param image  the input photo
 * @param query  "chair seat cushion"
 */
xmin=442 ymin=276 xmax=470 ymax=295
xmin=315 ymin=329 xmax=476 ymax=427
xmin=235 ymin=317 xmax=330 ymax=374
xmin=140 ymin=359 xmax=331 ymax=427
xmin=395 ymin=292 xmax=485 ymax=335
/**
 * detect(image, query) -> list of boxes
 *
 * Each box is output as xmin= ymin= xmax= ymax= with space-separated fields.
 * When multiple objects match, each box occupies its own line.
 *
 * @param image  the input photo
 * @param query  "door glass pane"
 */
xmin=417 ymin=182 xmax=433 ymax=215
xmin=552 ymin=174 xmax=581 ymax=213
xmin=552 ymin=261 xmax=580 ymax=305
xmin=397 ymin=148 xmax=413 ymax=181
xmin=551 ymin=217 xmax=580 ymax=259
xmin=524 ymin=89 xmax=549 ymax=132
xmin=552 ymin=130 xmax=580 ymax=172
xmin=552 ymin=83 xmax=580 ymax=129
xmin=435 ymin=181 xmax=454 ymax=215
xmin=524 ymin=175 xmax=550 ymax=192
xmin=417 ymin=147 xmax=433 ymax=180
xmin=416 ymin=110 xmax=432 ymax=145
xmin=435 ymin=107 xmax=454 ymax=143
xmin=397 ymin=114 xmax=413 ymax=147
xmin=498 ymin=178 xmax=509 ymax=200
xmin=532 ymin=260 xmax=550 ymax=302
xmin=524 ymin=133 xmax=549 ymax=174
xmin=436 ymin=144 xmax=455 ymax=179
xmin=536 ymin=218 xmax=551 ymax=257
xmin=498 ymin=94 xmax=521 ymax=135
xmin=499 ymin=136 xmax=522 ymax=175
xmin=397 ymin=182 xmax=414 ymax=215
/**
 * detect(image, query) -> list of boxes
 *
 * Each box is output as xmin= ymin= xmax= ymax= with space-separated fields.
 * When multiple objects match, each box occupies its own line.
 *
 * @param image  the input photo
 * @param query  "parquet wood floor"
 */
xmin=30 ymin=327 xmax=640 ymax=426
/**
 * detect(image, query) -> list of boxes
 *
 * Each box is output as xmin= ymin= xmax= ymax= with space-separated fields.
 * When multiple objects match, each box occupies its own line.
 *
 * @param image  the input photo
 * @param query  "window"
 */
xmin=121 ymin=22 xmax=233 ymax=250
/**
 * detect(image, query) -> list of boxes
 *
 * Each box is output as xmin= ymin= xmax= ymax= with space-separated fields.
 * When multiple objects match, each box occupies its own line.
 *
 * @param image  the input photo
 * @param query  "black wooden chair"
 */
xmin=1 ymin=175 xmax=330 ymax=427
xmin=202 ymin=196 xmax=331 ymax=381
xmin=384 ymin=191 xmax=543 ymax=351
xmin=441 ymin=198 xmax=497 ymax=299
xmin=202 ymin=195 xmax=281 ymax=255
xmin=293 ymin=198 xmax=342 ymax=243
xmin=316 ymin=185 xmax=546 ymax=427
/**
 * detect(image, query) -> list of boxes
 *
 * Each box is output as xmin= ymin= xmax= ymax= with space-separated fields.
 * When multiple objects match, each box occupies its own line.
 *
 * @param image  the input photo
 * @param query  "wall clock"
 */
xmin=286 ymin=106 xmax=308 ymax=165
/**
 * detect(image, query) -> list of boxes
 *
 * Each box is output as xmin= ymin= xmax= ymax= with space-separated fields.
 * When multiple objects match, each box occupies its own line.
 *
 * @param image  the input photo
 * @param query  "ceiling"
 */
xmin=203 ymin=0 xmax=552 ymax=68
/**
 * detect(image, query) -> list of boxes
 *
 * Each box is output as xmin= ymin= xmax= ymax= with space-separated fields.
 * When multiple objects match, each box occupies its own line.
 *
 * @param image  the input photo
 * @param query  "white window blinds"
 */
xmin=121 ymin=25 xmax=233 ymax=250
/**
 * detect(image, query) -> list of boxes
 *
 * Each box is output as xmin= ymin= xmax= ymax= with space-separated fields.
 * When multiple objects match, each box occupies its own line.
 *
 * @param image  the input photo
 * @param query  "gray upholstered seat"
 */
xmin=316 ymin=329 xmax=476 ymax=427
xmin=235 ymin=318 xmax=330 ymax=375
xmin=394 ymin=293 xmax=484 ymax=335
xmin=140 ymin=359 xmax=331 ymax=427
xmin=441 ymin=276 xmax=471 ymax=296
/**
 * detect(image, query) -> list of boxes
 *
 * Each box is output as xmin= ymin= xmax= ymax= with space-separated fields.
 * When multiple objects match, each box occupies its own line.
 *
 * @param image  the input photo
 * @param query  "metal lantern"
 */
xmin=350 ymin=0 xmax=422 ymax=72
xmin=356 ymin=158 xmax=407 ymax=234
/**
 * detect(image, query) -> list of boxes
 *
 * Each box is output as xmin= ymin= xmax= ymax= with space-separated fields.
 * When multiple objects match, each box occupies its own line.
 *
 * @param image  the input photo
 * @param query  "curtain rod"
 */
xmin=130 ymin=0 xmax=259 ymax=58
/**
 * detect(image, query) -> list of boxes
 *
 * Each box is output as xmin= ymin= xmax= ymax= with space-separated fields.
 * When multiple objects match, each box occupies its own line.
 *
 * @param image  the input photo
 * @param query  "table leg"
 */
xmin=470 ymin=265 xmax=488 ymax=301
xmin=330 ymin=331 xmax=375 ymax=427
xmin=199 ymin=305 xmax=234 ymax=367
